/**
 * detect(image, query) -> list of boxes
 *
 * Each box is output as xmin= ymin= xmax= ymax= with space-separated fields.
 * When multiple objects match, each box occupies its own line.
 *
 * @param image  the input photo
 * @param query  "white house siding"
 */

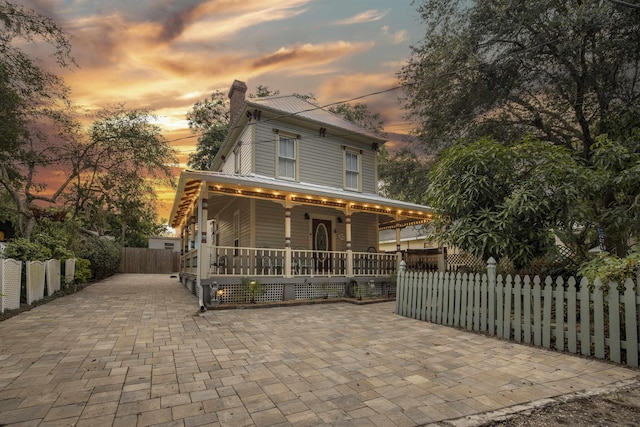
xmin=290 ymin=206 xmax=310 ymax=249
xmin=221 ymin=127 xmax=254 ymax=174
xmin=254 ymin=121 xmax=276 ymax=176
xmin=350 ymin=212 xmax=378 ymax=251
xmin=214 ymin=198 xmax=252 ymax=247
xmin=221 ymin=152 xmax=234 ymax=174
xmin=299 ymin=136 xmax=342 ymax=187
xmin=252 ymin=120 xmax=378 ymax=193
xmin=360 ymin=149 xmax=377 ymax=193
xmin=240 ymin=126 xmax=253 ymax=174
xmin=254 ymin=200 xmax=285 ymax=248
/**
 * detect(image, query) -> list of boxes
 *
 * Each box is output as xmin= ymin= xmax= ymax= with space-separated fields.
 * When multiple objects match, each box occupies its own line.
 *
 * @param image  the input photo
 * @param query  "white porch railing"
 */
xmin=189 ymin=245 xmax=397 ymax=278
xmin=181 ymin=249 xmax=198 ymax=275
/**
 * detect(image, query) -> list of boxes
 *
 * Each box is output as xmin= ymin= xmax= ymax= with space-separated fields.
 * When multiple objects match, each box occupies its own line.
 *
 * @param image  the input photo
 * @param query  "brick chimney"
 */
xmin=228 ymin=80 xmax=247 ymax=126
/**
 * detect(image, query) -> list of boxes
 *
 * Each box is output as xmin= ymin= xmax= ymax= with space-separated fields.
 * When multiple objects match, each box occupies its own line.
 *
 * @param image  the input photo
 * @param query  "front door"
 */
xmin=312 ymin=219 xmax=332 ymax=273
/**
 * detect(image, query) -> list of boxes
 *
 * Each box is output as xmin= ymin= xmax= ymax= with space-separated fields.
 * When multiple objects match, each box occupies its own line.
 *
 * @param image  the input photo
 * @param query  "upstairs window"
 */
xmin=234 ymin=145 xmax=241 ymax=173
xmin=277 ymin=135 xmax=297 ymax=180
xmin=345 ymin=151 xmax=360 ymax=191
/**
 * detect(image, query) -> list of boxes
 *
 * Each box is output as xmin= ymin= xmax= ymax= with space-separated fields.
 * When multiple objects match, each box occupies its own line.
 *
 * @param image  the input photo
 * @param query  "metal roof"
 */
xmin=170 ymin=171 xmax=435 ymax=228
xmin=245 ymin=95 xmax=386 ymax=142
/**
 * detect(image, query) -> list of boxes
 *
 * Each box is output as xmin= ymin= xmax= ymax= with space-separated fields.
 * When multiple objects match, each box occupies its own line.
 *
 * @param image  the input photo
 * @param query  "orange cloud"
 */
xmin=179 ymin=2 xmax=309 ymax=43
xmin=333 ymin=9 xmax=389 ymax=25
xmin=252 ymin=41 xmax=375 ymax=73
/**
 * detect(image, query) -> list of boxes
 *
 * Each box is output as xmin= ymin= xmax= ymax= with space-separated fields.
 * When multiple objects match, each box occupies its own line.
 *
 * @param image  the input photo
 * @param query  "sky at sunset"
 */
xmin=16 ymin=0 xmax=426 ymax=220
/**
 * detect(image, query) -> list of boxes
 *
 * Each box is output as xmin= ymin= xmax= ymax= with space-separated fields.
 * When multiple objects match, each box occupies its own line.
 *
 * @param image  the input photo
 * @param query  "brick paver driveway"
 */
xmin=0 ymin=274 xmax=637 ymax=426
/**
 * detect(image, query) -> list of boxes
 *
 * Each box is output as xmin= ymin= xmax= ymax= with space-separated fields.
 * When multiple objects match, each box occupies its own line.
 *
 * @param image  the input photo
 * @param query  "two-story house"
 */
xmin=169 ymin=80 xmax=435 ymax=309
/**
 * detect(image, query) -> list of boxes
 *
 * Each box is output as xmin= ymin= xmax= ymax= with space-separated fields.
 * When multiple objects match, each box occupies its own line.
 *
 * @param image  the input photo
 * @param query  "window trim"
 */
xmin=343 ymin=149 xmax=361 ymax=191
xmin=275 ymin=131 xmax=299 ymax=181
xmin=233 ymin=144 xmax=241 ymax=174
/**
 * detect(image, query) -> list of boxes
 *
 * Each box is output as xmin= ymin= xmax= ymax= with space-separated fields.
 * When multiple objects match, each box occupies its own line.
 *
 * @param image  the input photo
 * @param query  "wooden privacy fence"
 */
xmin=119 ymin=248 xmax=180 ymax=274
xmin=396 ymin=258 xmax=640 ymax=368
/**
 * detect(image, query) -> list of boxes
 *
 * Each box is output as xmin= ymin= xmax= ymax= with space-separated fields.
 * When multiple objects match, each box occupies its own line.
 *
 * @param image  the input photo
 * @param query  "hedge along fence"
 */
xmin=396 ymin=258 xmax=640 ymax=368
xmin=0 ymin=258 xmax=76 ymax=313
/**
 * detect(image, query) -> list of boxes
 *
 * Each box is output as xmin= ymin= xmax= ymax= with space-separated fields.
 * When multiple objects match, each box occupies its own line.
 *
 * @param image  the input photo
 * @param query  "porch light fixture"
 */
xmin=216 ymin=288 xmax=224 ymax=304
xmin=337 ymin=217 xmax=343 ymax=223
xmin=304 ymin=213 xmax=310 ymax=220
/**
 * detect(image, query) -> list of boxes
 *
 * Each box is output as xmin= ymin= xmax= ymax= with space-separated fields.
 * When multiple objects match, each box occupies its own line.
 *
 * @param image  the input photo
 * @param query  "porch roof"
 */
xmin=170 ymin=170 xmax=435 ymax=229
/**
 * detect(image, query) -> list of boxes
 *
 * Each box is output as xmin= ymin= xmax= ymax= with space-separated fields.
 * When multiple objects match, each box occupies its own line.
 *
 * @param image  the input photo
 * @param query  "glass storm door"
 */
xmin=312 ymin=219 xmax=332 ymax=272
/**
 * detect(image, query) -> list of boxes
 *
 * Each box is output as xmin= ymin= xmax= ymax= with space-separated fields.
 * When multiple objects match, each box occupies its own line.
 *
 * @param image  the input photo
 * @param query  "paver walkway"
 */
xmin=0 ymin=274 xmax=637 ymax=427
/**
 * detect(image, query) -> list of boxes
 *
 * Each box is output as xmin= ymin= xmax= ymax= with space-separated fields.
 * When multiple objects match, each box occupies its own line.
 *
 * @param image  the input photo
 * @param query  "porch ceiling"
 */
xmin=170 ymin=171 xmax=435 ymax=228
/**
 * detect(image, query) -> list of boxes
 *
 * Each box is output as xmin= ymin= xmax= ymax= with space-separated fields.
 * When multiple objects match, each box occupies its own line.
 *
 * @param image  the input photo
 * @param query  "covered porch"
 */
xmin=170 ymin=171 xmax=435 ymax=308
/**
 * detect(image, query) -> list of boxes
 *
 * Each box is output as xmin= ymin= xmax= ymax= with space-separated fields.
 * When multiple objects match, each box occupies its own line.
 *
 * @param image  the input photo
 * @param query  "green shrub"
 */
xmin=76 ymin=237 xmax=120 ymax=279
xmin=74 ymin=258 xmax=91 ymax=284
xmin=578 ymin=251 xmax=640 ymax=286
xmin=4 ymin=238 xmax=51 ymax=261
xmin=32 ymin=218 xmax=77 ymax=260
xmin=63 ymin=258 xmax=92 ymax=293
xmin=241 ymin=277 xmax=264 ymax=303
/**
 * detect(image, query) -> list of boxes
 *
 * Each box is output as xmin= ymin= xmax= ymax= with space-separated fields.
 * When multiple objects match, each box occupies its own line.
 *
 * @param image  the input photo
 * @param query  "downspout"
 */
xmin=395 ymin=212 xmax=402 ymax=271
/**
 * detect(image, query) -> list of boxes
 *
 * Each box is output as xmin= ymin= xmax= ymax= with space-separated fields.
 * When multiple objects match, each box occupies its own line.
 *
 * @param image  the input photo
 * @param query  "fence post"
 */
xmin=487 ymin=257 xmax=497 ymax=334
xmin=438 ymin=248 xmax=446 ymax=272
xmin=487 ymin=257 xmax=496 ymax=286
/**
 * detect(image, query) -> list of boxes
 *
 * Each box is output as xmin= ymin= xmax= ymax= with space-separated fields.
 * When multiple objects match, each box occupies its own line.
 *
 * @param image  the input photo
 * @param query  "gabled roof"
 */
xmin=212 ymin=94 xmax=386 ymax=170
xmin=246 ymin=95 xmax=386 ymax=142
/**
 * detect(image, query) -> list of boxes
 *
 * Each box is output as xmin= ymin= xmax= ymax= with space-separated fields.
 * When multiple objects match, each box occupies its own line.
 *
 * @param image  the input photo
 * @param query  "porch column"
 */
xmin=183 ymin=222 xmax=189 ymax=254
xmin=345 ymin=206 xmax=353 ymax=276
xmin=189 ymin=214 xmax=196 ymax=250
xmin=284 ymin=202 xmax=292 ymax=278
xmin=196 ymin=183 xmax=208 ymax=310
xmin=395 ymin=212 xmax=403 ymax=271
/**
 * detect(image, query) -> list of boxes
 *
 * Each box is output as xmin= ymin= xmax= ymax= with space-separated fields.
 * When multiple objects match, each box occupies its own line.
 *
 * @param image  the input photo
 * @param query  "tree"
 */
xmin=0 ymin=1 xmax=80 ymax=238
xmin=400 ymin=0 xmax=640 ymax=158
xmin=377 ymin=148 xmax=432 ymax=204
xmin=186 ymin=90 xmax=229 ymax=170
xmin=65 ymin=106 xmax=177 ymax=245
xmin=586 ymin=132 xmax=640 ymax=257
xmin=0 ymin=1 xmax=73 ymax=102
xmin=427 ymin=137 xmax=587 ymax=270
xmin=328 ymin=103 xmax=386 ymax=137
xmin=248 ymin=85 xmax=279 ymax=98
xmin=248 ymin=85 xmax=316 ymax=103
xmin=1 ymin=2 xmax=176 ymax=244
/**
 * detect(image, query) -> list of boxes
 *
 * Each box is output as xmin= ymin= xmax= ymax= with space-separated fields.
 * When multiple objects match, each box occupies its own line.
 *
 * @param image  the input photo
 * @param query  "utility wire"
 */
xmin=170 ymin=29 xmax=584 ymax=153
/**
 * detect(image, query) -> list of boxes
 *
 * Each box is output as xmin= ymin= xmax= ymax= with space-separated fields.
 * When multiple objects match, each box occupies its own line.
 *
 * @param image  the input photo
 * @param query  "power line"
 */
xmin=170 ymin=29 xmax=581 ymax=154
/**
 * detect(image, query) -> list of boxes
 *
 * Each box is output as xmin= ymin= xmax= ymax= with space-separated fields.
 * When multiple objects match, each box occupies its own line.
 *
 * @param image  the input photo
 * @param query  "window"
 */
xmin=345 ymin=151 xmax=360 ymax=190
xmin=234 ymin=145 xmax=241 ymax=173
xmin=164 ymin=243 xmax=175 ymax=250
xmin=277 ymin=136 xmax=297 ymax=180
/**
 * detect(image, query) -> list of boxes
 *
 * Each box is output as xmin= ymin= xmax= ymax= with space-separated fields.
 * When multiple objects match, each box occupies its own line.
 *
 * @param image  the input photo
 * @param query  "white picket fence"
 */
xmin=0 ymin=258 xmax=76 ymax=313
xmin=396 ymin=258 xmax=640 ymax=368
